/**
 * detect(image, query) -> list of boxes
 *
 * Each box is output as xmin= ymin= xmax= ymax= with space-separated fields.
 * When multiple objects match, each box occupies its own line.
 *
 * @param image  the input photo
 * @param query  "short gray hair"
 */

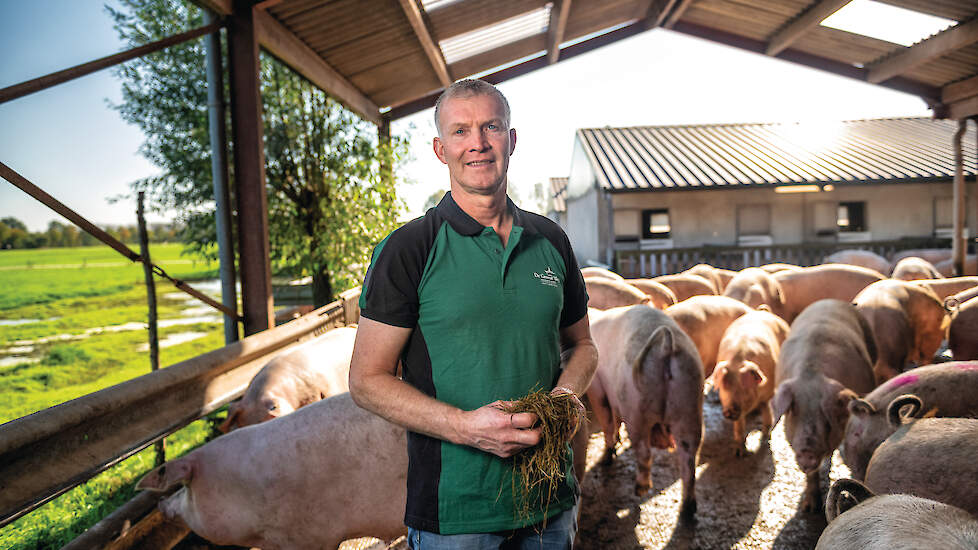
xmin=433 ymin=79 xmax=511 ymax=135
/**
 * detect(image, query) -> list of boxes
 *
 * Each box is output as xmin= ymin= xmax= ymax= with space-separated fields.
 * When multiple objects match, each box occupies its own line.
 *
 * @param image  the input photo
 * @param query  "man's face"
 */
xmin=433 ymin=93 xmax=517 ymax=196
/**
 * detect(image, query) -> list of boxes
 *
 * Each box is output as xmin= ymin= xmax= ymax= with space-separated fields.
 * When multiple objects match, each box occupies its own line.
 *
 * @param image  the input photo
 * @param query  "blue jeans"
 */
xmin=406 ymin=502 xmax=578 ymax=550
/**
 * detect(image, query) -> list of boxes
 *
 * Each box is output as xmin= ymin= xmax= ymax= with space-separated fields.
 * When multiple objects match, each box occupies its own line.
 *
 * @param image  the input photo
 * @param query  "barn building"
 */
xmin=559 ymin=117 xmax=976 ymax=274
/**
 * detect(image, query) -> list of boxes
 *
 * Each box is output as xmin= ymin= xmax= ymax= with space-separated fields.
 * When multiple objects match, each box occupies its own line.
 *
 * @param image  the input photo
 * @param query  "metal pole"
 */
xmin=137 ymin=192 xmax=164 ymax=466
xmin=205 ymin=10 xmax=240 ymax=344
xmin=954 ymin=119 xmax=967 ymax=276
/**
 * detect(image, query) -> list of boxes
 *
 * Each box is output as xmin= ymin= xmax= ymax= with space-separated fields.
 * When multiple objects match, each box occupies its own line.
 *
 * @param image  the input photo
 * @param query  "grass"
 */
xmin=0 ymin=244 xmax=228 ymax=549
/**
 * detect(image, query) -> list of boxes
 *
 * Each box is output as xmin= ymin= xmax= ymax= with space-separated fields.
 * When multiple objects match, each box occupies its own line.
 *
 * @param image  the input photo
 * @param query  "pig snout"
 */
xmin=795 ymin=449 xmax=821 ymax=473
xmin=722 ymin=404 xmax=741 ymax=420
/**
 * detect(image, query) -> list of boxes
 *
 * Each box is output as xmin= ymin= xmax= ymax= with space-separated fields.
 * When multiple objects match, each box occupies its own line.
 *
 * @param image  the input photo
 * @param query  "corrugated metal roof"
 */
xmin=577 ymin=117 xmax=978 ymax=191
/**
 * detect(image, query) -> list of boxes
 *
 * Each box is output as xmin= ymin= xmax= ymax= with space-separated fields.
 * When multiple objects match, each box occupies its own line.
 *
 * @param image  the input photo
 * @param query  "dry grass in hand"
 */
xmin=501 ymin=389 xmax=586 ymax=522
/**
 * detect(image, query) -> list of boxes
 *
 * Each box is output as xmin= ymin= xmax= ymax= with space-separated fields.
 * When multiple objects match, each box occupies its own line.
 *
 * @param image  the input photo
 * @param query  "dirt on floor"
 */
xmin=187 ymin=394 xmax=848 ymax=550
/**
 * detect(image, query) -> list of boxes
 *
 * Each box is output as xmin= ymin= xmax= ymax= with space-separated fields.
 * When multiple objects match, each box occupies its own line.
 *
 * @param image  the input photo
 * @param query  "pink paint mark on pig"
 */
xmin=884 ymin=373 xmax=919 ymax=390
xmin=955 ymin=362 xmax=978 ymax=371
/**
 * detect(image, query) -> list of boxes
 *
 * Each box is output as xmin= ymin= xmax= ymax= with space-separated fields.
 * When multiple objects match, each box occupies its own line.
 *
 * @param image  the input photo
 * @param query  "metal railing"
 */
xmin=615 ymin=238 xmax=949 ymax=277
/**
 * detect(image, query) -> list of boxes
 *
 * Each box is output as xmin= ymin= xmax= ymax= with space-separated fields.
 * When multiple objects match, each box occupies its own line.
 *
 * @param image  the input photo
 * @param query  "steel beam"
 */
xmin=0 ymin=22 xmax=222 ymax=105
xmin=205 ymin=10 xmax=241 ymax=344
xmin=954 ymin=118 xmax=967 ymax=275
xmin=868 ymin=17 xmax=978 ymax=84
xmin=228 ymin=0 xmax=274 ymax=335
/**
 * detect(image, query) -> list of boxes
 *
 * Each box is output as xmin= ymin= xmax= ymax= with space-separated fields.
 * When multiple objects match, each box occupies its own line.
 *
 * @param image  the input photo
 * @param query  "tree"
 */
xmin=1 ymin=217 xmax=27 ymax=232
xmin=108 ymin=0 xmax=408 ymax=305
xmin=423 ymin=189 xmax=448 ymax=212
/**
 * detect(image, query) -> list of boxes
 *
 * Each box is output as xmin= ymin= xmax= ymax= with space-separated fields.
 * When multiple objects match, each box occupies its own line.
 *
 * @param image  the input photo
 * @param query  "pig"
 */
xmin=773 ymin=264 xmax=885 ymax=323
xmin=666 ymin=295 xmax=751 ymax=377
xmin=683 ymin=263 xmax=726 ymax=293
xmin=587 ymin=305 xmax=703 ymax=518
xmin=652 ymin=273 xmax=717 ymax=301
xmin=891 ymin=256 xmax=943 ymax=280
xmin=585 ymin=278 xmax=652 ymax=309
xmin=910 ymin=276 xmax=978 ymax=300
xmin=890 ymin=248 xmax=951 ymax=266
xmin=219 ymin=326 xmax=357 ymax=432
xmin=935 ymin=255 xmax=977 ymax=277
xmin=853 ymin=280 xmax=948 ymax=382
xmin=816 ymin=478 xmax=978 ymax=550
xmin=842 ymin=362 xmax=978 ymax=481
xmin=772 ymin=299 xmax=877 ymax=513
xmin=713 ymin=310 xmax=790 ymax=456
xmin=138 ymin=393 xmax=407 ymax=549
xmin=824 ymin=249 xmax=890 ymax=276
xmin=713 ymin=268 xmax=737 ymax=292
xmin=949 ymin=296 xmax=978 ymax=360
xmin=581 ymin=266 xmax=624 ymax=281
xmin=759 ymin=263 xmax=802 ymax=274
xmin=722 ymin=267 xmax=787 ymax=319
xmin=864 ymin=401 xmax=978 ymax=516
xmin=625 ymin=278 xmax=678 ymax=308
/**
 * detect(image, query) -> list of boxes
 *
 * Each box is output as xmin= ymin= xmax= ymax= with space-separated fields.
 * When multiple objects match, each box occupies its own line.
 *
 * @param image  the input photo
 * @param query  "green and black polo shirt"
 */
xmin=359 ymin=191 xmax=588 ymax=535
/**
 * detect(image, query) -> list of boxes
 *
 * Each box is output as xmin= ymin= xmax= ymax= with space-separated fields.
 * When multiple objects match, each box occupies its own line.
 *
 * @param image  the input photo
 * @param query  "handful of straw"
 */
xmin=500 ymin=388 xmax=586 ymax=522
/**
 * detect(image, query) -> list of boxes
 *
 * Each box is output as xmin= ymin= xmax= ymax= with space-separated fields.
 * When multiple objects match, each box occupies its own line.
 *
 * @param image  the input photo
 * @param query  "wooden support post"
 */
xmin=954 ymin=119 xmax=967 ymax=276
xmin=137 ymin=193 xmax=164 ymax=466
xmin=228 ymin=0 xmax=274 ymax=335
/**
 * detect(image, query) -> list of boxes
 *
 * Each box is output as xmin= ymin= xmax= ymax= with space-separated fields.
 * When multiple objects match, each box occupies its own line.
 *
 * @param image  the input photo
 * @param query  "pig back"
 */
xmin=666 ymin=296 xmax=751 ymax=375
xmin=652 ymin=274 xmax=717 ymax=301
xmin=892 ymin=257 xmax=943 ymax=281
xmin=823 ymin=250 xmax=891 ymax=276
xmin=911 ymin=276 xmax=978 ymax=300
xmin=723 ymin=268 xmax=786 ymax=318
xmin=816 ymin=488 xmax=978 ymax=550
xmin=626 ymin=278 xmax=678 ymax=308
xmin=844 ymin=362 xmax=978 ymax=480
xmin=778 ymin=300 xmax=877 ymax=394
xmin=864 ymin=417 xmax=978 ymax=516
xmin=585 ymin=278 xmax=650 ymax=309
xmin=774 ymin=264 xmax=885 ymax=323
xmin=164 ymin=393 xmax=407 ymax=548
xmin=949 ymin=297 xmax=978 ymax=360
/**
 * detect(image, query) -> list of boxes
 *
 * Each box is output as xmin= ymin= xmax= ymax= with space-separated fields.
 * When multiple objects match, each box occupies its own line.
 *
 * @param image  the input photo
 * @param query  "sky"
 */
xmin=0 ymin=1 xmax=933 ymax=232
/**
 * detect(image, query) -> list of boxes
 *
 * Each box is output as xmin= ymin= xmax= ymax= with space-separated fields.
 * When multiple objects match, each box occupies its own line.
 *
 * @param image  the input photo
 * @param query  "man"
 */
xmin=349 ymin=79 xmax=598 ymax=549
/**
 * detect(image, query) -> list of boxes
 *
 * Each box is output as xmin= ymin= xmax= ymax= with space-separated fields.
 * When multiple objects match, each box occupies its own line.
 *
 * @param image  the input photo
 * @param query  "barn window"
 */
xmin=837 ymin=202 xmax=866 ymax=232
xmin=641 ymin=209 xmax=670 ymax=239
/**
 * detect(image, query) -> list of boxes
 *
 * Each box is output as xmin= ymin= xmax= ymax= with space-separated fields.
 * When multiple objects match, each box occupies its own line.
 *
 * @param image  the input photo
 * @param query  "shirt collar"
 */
xmin=436 ymin=191 xmax=537 ymax=236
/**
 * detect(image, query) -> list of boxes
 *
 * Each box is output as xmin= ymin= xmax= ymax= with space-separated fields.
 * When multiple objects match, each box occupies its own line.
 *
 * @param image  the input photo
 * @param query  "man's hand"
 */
xmin=455 ymin=401 xmax=541 ymax=458
xmin=551 ymin=386 xmax=587 ymax=442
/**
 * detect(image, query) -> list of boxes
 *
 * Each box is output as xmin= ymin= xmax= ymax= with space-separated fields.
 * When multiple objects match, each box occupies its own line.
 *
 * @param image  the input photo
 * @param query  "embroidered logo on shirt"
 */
xmin=534 ymin=267 xmax=560 ymax=287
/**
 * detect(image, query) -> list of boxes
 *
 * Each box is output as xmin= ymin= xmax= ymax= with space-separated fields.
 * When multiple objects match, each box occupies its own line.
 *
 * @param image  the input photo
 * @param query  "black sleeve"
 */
xmin=359 ymin=214 xmax=440 ymax=328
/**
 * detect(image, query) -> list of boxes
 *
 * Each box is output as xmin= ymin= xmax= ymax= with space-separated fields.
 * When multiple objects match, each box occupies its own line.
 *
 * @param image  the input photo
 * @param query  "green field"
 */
xmin=0 ymin=244 xmax=229 ymax=549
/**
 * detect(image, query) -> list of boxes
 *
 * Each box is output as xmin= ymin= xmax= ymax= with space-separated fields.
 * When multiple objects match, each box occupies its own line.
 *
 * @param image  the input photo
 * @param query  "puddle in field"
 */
xmin=136 ymin=331 xmax=209 ymax=351
xmin=0 ymin=356 xmax=40 ymax=368
xmin=0 ymin=318 xmax=59 ymax=326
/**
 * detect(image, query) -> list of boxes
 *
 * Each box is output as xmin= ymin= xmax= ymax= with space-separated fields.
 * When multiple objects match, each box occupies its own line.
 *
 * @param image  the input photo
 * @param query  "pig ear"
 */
xmin=712 ymin=361 xmax=729 ymax=386
xmin=886 ymin=394 xmax=923 ymax=427
xmin=825 ymin=478 xmax=874 ymax=523
xmin=740 ymin=364 xmax=766 ymax=388
xmin=218 ymin=401 xmax=240 ymax=433
xmin=137 ymin=458 xmax=193 ymax=492
xmin=756 ymin=303 xmax=772 ymax=313
xmin=848 ymin=398 xmax=875 ymax=416
xmin=834 ymin=389 xmax=858 ymax=419
xmin=770 ymin=380 xmax=794 ymax=426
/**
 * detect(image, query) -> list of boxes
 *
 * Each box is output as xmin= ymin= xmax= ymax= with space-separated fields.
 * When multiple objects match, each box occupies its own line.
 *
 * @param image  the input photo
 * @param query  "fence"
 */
xmin=0 ymin=287 xmax=361 ymax=548
xmin=615 ymin=238 xmax=949 ymax=278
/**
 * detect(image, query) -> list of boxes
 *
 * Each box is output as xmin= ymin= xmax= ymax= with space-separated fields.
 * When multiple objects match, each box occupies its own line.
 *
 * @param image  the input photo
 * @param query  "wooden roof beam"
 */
xmin=546 ymin=0 xmax=572 ymax=64
xmin=253 ymin=9 xmax=381 ymax=125
xmin=397 ymin=0 xmax=452 ymax=87
xmin=641 ymin=0 xmax=680 ymax=31
xmin=662 ymin=0 xmax=694 ymax=29
xmin=868 ymin=17 xmax=978 ymax=84
xmin=943 ymin=74 xmax=978 ymax=105
xmin=766 ymin=0 xmax=852 ymax=56
xmin=190 ymin=0 xmax=232 ymax=16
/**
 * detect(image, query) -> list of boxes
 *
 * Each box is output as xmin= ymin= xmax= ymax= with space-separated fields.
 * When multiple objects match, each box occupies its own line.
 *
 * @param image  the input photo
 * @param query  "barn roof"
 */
xmin=550 ymin=177 xmax=568 ymax=212
xmin=191 ymin=0 xmax=978 ymax=124
xmin=577 ymin=116 xmax=978 ymax=191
